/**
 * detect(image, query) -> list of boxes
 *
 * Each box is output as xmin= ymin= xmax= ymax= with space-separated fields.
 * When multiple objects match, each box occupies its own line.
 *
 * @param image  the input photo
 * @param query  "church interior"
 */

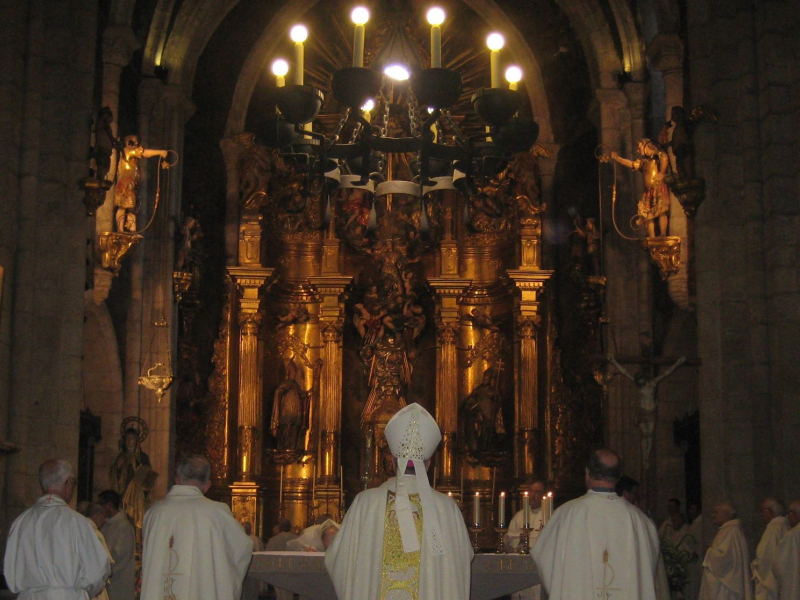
xmin=1 ymin=0 xmax=798 ymax=568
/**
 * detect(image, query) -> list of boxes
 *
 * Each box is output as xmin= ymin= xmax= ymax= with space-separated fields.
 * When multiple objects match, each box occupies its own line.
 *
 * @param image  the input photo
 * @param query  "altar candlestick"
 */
xmin=473 ymin=492 xmax=481 ymax=526
xmin=311 ymin=463 xmax=316 ymax=503
xmin=427 ymin=8 xmax=445 ymax=68
xmin=351 ymin=7 xmax=369 ymax=67
xmin=498 ymin=492 xmax=506 ymax=528
xmin=522 ymin=491 xmax=530 ymax=528
xmin=290 ymin=25 xmax=307 ymax=86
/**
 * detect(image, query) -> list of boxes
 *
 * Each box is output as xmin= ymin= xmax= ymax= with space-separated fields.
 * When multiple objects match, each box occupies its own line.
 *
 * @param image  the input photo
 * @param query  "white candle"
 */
xmin=486 ymin=33 xmax=505 ymax=89
xmin=279 ymin=464 xmax=284 ymax=508
xmin=311 ymin=464 xmax=316 ymax=503
xmin=290 ymin=25 xmax=307 ymax=86
xmin=522 ymin=491 xmax=530 ymax=528
xmin=473 ymin=492 xmax=481 ymax=526
xmin=427 ymin=8 xmax=445 ymax=68
xmin=351 ymin=7 xmax=369 ymax=67
xmin=272 ymin=59 xmax=288 ymax=88
xmin=498 ymin=492 xmax=506 ymax=528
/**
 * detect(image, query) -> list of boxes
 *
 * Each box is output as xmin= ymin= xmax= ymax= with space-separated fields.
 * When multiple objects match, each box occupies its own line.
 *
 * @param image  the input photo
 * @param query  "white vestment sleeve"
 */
xmin=75 ymin=515 xmax=113 ymax=597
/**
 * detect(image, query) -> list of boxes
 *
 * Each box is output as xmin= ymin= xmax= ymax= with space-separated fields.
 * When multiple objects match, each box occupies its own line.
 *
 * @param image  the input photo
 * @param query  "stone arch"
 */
xmin=82 ymin=292 xmax=125 ymax=498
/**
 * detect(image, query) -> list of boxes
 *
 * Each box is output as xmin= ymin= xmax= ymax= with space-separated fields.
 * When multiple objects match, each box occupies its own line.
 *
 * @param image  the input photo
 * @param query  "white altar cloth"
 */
xmin=246 ymin=551 xmax=539 ymax=600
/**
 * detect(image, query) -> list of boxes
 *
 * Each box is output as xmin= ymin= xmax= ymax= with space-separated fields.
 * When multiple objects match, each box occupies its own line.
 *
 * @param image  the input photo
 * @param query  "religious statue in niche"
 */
xmin=109 ymin=418 xmax=157 ymax=529
xmin=91 ymin=106 xmax=117 ymax=183
xmin=607 ymin=355 xmax=686 ymax=472
xmin=605 ymin=139 xmax=671 ymax=238
xmin=505 ymin=145 xmax=547 ymax=226
xmin=270 ymin=359 xmax=314 ymax=453
xmin=569 ymin=215 xmax=601 ymax=279
xmin=175 ymin=215 xmax=203 ymax=273
xmin=115 ymin=135 xmax=171 ymax=233
xmin=336 ymin=186 xmax=372 ymax=251
xmin=237 ymin=137 xmax=324 ymax=239
xmin=460 ymin=364 xmax=508 ymax=464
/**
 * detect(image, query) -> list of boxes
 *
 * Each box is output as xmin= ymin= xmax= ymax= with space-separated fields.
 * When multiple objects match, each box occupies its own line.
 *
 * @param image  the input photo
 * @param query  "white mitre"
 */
xmin=384 ymin=402 xmax=444 ymax=556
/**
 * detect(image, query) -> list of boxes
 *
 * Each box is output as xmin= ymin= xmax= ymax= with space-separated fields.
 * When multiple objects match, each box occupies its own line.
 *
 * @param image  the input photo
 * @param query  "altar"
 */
xmin=245 ymin=552 xmax=540 ymax=600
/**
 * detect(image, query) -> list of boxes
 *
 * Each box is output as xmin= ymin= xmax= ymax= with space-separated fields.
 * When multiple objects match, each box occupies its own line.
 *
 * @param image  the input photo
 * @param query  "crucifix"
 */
xmin=606 ymin=353 xmax=690 ymax=473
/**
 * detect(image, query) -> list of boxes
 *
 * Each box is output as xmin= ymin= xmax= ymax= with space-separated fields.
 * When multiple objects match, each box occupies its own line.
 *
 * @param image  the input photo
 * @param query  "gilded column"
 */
xmin=309 ymin=274 xmax=350 ymax=519
xmin=429 ymin=278 xmax=467 ymax=490
xmin=507 ymin=271 xmax=552 ymax=481
xmin=229 ymin=269 xmax=268 ymax=536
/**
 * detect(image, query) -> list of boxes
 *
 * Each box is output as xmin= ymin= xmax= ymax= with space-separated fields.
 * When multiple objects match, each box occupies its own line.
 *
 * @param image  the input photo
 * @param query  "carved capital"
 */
xmin=321 ymin=321 xmax=343 ymax=343
xmin=102 ymin=25 xmax=140 ymax=69
xmin=516 ymin=315 xmax=542 ymax=339
xmin=436 ymin=321 xmax=459 ymax=345
xmin=646 ymin=33 xmax=685 ymax=74
xmin=238 ymin=311 xmax=263 ymax=336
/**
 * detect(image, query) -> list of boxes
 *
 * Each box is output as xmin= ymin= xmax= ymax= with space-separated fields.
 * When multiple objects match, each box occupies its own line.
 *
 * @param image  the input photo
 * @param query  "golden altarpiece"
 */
xmin=182 ymin=13 xmax=608 ymax=544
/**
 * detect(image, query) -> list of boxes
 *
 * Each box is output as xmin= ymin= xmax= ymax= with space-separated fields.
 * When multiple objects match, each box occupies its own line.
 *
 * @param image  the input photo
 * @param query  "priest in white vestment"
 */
xmin=532 ymin=448 xmax=661 ymax=600
xmin=98 ymin=490 xmax=136 ymax=600
xmin=699 ymin=501 xmax=753 ymax=600
xmin=325 ymin=403 xmax=473 ymax=600
xmin=772 ymin=499 xmax=800 ymax=600
xmin=140 ymin=455 xmax=253 ymax=600
xmin=4 ymin=459 xmax=111 ymax=600
xmin=505 ymin=481 xmax=546 ymax=600
xmin=751 ymin=498 xmax=790 ymax=600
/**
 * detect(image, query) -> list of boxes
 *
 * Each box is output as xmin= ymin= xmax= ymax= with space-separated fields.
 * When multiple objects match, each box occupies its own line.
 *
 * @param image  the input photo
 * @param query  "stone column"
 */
xmin=220 ymin=135 xmax=252 ymax=267
xmin=92 ymin=26 xmax=140 ymax=304
xmin=648 ymin=34 xmax=692 ymax=310
xmin=429 ymin=278 xmax=466 ymax=491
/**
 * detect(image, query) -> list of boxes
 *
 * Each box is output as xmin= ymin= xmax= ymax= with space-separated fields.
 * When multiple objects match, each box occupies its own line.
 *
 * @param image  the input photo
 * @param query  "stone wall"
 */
xmin=690 ymin=0 xmax=800 ymax=547
xmin=0 ymin=0 xmax=98 ymax=543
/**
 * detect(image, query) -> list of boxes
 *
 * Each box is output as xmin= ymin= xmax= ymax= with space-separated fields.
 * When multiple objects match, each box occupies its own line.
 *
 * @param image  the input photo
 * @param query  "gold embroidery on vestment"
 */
xmin=380 ymin=491 xmax=423 ymax=600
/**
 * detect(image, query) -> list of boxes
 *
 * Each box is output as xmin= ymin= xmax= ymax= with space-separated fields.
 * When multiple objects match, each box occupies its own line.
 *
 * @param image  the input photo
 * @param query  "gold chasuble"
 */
xmin=381 ymin=491 xmax=423 ymax=600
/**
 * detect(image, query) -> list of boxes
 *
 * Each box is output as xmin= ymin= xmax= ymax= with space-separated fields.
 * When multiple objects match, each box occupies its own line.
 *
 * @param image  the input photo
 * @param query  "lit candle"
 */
xmin=427 ymin=7 xmax=445 ymax=68
xmin=279 ymin=464 xmax=284 ymax=509
xmin=351 ymin=7 xmax=369 ymax=67
xmin=498 ymin=491 xmax=506 ymax=528
xmin=361 ymin=99 xmax=374 ymax=123
xmin=473 ymin=492 xmax=481 ymax=526
xmin=311 ymin=463 xmax=316 ymax=503
xmin=522 ymin=491 xmax=530 ymax=528
xmin=505 ymin=65 xmax=522 ymax=91
xmin=272 ymin=59 xmax=289 ymax=88
xmin=486 ymin=33 xmax=505 ymax=89
xmin=290 ymin=25 xmax=308 ymax=86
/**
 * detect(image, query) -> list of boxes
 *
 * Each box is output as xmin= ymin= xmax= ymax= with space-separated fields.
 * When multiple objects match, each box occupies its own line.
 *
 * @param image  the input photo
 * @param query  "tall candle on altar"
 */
xmin=486 ymin=33 xmax=505 ymax=89
xmin=498 ymin=492 xmax=506 ymax=528
xmin=290 ymin=25 xmax=307 ymax=85
xmin=473 ymin=492 xmax=481 ymax=526
xmin=351 ymin=7 xmax=369 ymax=67
xmin=427 ymin=7 xmax=445 ymax=68
xmin=279 ymin=464 xmax=284 ymax=509
xmin=522 ymin=491 xmax=530 ymax=528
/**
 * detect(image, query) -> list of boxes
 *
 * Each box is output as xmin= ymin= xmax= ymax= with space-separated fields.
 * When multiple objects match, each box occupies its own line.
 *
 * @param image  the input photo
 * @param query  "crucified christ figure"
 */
xmin=607 ymin=354 xmax=686 ymax=472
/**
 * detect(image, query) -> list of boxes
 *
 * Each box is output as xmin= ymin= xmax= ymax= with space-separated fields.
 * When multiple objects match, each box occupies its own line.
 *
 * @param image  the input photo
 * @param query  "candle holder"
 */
xmin=493 ymin=526 xmax=508 ymax=554
xmin=468 ymin=525 xmax=482 ymax=553
xmin=517 ymin=526 xmax=533 ymax=555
